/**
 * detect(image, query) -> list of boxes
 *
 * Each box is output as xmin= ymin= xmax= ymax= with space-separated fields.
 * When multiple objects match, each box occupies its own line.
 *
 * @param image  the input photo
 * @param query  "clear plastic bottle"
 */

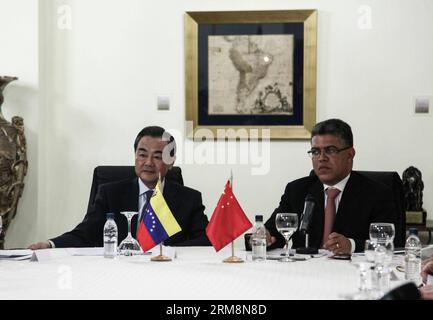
xmin=404 ymin=228 xmax=421 ymax=282
xmin=251 ymin=215 xmax=267 ymax=261
xmin=103 ymin=212 xmax=118 ymax=259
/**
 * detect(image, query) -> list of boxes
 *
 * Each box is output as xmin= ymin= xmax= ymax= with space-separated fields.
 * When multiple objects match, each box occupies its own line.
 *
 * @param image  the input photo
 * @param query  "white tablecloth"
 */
xmin=0 ymin=247 xmax=405 ymax=300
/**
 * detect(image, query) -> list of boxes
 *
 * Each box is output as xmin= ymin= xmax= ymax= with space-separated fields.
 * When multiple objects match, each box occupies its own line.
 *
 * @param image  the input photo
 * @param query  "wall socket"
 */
xmin=413 ymin=96 xmax=431 ymax=115
xmin=157 ymin=96 xmax=170 ymax=111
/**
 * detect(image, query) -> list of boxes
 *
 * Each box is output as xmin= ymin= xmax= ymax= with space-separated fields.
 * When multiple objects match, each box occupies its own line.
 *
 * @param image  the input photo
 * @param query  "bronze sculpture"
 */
xmin=402 ymin=166 xmax=425 ymax=225
xmin=0 ymin=76 xmax=27 ymax=249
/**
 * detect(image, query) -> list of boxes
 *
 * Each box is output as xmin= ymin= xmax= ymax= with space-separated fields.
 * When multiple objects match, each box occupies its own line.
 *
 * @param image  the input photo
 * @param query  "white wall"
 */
xmin=2 ymin=0 xmax=432 ymax=248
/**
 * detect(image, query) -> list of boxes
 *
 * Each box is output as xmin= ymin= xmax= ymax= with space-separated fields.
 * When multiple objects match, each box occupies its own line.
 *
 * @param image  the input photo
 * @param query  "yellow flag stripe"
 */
xmin=150 ymin=183 xmax=181 ymax=236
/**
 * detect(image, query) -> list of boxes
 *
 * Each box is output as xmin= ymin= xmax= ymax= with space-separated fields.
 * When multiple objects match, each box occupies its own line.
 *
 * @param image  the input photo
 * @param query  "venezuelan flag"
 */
xmin=136 ymin=181 xmax=182 ymax=252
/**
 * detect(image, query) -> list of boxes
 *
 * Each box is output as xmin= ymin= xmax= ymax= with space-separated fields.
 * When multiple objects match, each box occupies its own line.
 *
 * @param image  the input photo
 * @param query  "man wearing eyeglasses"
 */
xmin=264 ymin=118 xmax=398 ymax=254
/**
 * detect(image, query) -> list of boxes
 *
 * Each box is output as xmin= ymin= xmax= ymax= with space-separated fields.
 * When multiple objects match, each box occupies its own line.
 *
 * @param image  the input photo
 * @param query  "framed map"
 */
xmin=185 ymin=10 xmax=317 ymax=140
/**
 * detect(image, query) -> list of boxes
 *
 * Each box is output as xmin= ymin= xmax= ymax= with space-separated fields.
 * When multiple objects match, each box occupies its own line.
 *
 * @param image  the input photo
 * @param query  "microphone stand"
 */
xmin=296 ymin=230 xmax=318 ymax=255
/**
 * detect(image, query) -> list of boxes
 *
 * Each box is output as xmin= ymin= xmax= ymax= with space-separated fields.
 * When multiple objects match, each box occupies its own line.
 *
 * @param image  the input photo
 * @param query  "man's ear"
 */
xmin=348 ymin=148 xmax=356 ymax=160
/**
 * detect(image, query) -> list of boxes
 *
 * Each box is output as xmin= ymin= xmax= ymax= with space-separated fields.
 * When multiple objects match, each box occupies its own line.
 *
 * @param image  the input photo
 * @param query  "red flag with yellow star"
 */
xmin=206 ymin=180 xmax=252 ymax=252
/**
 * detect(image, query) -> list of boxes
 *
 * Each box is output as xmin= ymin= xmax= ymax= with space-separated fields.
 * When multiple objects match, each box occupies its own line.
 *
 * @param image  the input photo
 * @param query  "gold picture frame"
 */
xmin=185 ymin=10 xmax=317 ymax=140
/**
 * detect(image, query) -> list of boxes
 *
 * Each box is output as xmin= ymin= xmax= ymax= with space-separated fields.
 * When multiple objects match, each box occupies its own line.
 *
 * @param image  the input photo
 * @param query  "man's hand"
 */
xmin=28 ymin=241 xmax=51 ymax=250
xmin=420 ymin=285 xmax=433 ymax=300
xmin=323 ymin=232 xmax=351 ymax=255
xmin=265 ymin=229 xmax=276 ymax=247
xmin=421 ymin=261 xmax=433 ymax=283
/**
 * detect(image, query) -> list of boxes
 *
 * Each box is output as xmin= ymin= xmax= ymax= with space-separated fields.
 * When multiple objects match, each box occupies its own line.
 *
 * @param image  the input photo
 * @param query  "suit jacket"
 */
xmin=264 ymin=171 xmax=399 ymax=252
xmin=51 ymin=179 xmax=211 ymax=247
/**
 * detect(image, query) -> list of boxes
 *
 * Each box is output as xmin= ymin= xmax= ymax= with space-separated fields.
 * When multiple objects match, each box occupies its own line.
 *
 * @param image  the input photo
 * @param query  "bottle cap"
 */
xmin=408 ymin=228 xmax=418 ymax=236
xmin=255 ymin=215 xmax=263 ymax=222
xmin=106 ymin=212 xmax=115 ymax=219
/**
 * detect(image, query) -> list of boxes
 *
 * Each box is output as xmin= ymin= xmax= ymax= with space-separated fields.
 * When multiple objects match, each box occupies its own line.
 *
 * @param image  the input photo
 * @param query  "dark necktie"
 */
xmin=142 ymin=190 xmax=154 ymax=215
xmin=321 ymin=187 xmax=341 ymax=247
xmin=137 ymin=190 xmax=154 ymax=233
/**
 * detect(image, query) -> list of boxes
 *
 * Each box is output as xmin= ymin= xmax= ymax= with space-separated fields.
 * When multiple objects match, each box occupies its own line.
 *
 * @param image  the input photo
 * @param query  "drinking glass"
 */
xmin=118 ymin=211 xmax=143 ymax=256
xmin=364 ymin=239 xmax=377 ymax=263
xmin=342 ymin=239 xmax=395 ymax=300
xmin=275 ymin=213 xmax=298 ymax=262
xmin=370 ymin=241 xmax=394 ymax=298
xmin=369 ymin=223 xmax=395 ymax=244
xmin=341 ymin=241 xmax=377 ymax=300
xmin=342 ymin=260 xmax=374 ymax=300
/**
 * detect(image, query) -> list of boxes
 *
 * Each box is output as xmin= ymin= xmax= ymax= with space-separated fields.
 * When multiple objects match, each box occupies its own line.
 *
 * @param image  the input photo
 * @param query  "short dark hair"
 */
xmin=134 ymin=126 xmax=176 ymax=157
xmin=311 ymin=119 xmax=353 ymax=147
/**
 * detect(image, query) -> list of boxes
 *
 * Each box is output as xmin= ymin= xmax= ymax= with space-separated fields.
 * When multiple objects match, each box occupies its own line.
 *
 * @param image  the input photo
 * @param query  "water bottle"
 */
xmin=251 ymin=215 xmax=267 ymax=261
xmin=404 ymin=228 xmax=421 ymax=282
xmin=103 ymin=212 xmax=118 ymax=259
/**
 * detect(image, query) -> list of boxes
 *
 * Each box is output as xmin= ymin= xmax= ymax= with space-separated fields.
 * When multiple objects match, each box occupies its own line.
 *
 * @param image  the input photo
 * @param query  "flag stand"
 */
xmin=151 ymin=243 xmax=172 ymax=262
xmin=223 ymin=242 xmax=244 ymax=263
xmin=222 ymin=173 xmax=244 ymax=263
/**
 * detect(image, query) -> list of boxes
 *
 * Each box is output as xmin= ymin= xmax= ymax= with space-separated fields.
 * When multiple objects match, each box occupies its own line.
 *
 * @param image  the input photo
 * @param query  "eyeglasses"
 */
xmin=307 ymin=146 xmax=351 ymax=158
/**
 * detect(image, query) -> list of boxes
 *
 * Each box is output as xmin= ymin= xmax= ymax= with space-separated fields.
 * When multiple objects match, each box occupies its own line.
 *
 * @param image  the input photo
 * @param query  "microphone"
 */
xmin=296 ymin=194 xmax=318 ymax=255
xmin=299 ymin=194 xmax=315 ymax=233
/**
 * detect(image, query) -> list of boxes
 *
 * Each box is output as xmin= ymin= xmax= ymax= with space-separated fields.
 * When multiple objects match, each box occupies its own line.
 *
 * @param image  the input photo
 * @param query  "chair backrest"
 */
xmin=309 ymin=170 xmax=405 ymax=247
xmin=358 ymin=171 xmax=405 ymax=248
xmin=86 ymin=166 xmax=184 ymax=212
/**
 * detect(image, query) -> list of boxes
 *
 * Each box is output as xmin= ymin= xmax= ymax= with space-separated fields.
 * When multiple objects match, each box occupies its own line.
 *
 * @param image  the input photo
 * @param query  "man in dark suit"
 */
xmin=29 ymin=126 xmax=210 ymax=249
xmin=265 ymin=119 xmax=398 ymax=254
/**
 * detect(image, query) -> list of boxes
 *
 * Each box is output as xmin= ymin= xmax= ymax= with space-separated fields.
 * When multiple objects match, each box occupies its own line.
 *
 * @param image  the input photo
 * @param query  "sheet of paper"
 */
xmin=4 ymin=246 xmax=176 ymax=262
xmin=66 ymin=247 xmax=104 ymax=256
xmin=66 ymin=246 xmax=175 ymax=258
xmin=0 ymin=249 xmax=33 ymax=260
xmin=266 ymin=248 xmax=328 ymax=260
xmin=67 ymin=247 xmax=176 ymax=257
xmin=31 ymin=248 xmax=70 ymax=262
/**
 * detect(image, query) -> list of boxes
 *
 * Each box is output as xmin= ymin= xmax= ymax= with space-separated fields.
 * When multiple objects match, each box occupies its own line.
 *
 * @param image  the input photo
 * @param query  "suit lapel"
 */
xmin=334 ymin=172 xmax=361 ymax=230
xmin=308 ymin=179 xmax=325 ymax=247
xmin=162 ymin=181 xmax=180 ymax=216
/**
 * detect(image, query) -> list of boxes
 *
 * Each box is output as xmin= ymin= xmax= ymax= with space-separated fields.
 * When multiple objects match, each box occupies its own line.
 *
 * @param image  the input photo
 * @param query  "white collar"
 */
xmin=323 ymin=173 xmax=351 ymax=193
xmin=138 ymin=178 xmax=165 ymax=195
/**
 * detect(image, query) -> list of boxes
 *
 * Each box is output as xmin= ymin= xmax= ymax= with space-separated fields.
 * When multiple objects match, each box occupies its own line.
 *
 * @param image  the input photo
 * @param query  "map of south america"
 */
xmin=208 ymin=35 xmax=294 ymax=115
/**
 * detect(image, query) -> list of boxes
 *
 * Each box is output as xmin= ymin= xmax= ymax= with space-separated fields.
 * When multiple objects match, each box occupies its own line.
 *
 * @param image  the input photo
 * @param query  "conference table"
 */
xmin=0 ymin=246 xmax=406 ymax=300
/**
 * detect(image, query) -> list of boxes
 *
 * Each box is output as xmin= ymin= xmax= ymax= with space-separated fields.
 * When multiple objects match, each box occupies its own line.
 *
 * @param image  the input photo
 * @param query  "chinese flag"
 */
xmin=206 ymin=180 xmax=252 ymax=252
